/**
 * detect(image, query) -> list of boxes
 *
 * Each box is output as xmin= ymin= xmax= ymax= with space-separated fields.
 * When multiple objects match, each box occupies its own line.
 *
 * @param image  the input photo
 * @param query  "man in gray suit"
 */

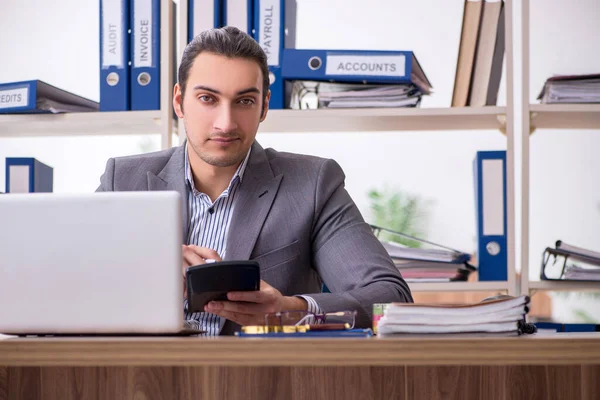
xmin=97 ymin=27 xmax=412 ymax=335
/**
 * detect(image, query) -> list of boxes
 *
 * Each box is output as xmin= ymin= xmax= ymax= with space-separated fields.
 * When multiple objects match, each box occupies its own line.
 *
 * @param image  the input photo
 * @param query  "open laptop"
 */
xmin=0 ymin=191 xmax=203 ymax=335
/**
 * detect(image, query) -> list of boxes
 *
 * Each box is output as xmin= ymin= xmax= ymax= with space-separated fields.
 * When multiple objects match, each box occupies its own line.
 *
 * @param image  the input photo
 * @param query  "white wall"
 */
xmin=0 ymin=0 xmax=599 ymax=277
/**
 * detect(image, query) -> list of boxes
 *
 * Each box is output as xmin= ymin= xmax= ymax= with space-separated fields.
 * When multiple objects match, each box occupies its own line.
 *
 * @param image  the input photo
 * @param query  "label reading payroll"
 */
xmin=260 ymin=0 xmax=281 ymax=67
xmin=0 ymin=87 xmax=28 ymax=109
xmin=325 ymin=55 xmax=406 ymax=77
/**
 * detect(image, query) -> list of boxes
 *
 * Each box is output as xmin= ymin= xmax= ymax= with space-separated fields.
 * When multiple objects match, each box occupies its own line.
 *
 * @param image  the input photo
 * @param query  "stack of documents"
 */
xmin=376 ymin=295 xmax=530 ymax=336
xmin=0 ymin=80 xmax=98 ymax=114
xmin=372 ymin=225 xmax=475 ymax=282
xmin=537 ymin=74 xmax=600 ymax=104
xmin=289 ymin=81 xmax=422 ymax=110
xmin=541 ymin=241 xmax=600 ymax=281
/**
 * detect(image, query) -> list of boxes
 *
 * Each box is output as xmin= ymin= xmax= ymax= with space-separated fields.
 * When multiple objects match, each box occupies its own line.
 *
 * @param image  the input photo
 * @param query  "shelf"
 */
xmin=528 ymin=281 xmax=600 ymax=292
xmin=0 ymin=111 xmax=177 ymax=138
xmin=258 ymin=107 xmax=507 ymax=133
xmin=530 ymin=104 xmax=600 ymax=131
xmin=408 ymin=281 xmax=509 ymax=292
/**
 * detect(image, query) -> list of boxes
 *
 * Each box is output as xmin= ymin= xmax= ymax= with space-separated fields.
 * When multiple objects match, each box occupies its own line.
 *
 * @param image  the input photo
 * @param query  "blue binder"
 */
xmin=281 ymin=49 xmax=432 ymax=93
xmin=0 ymin=80 xmax=98 ymax=114
xmin=100 ymin=0 xmax=130 ymax=111
xmin=223 ymin=0 xmax=254 ymax=35
xmin=563 ymin=323 xmax=600 ymax=333
xmin=473 ymin=151 xmax=508 ymax=281
xmin=130 ymin=0 xmax=160 ymax=110
xmin=254 ymin=0 xmax=285 ymax=109
xmin=188 ymin=0 xmax=222 ymax=42
xmin=5 ymin=158 xmax=53 ymax=193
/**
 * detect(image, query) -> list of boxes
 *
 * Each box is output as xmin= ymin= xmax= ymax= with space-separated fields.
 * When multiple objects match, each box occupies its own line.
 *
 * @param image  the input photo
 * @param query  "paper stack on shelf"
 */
xmin=0 ymin=80 xmax=98 ymax=114
xmin=537 ymin=74 xmax=600 ymax=104
xmin=541 ymin=240 xmax=600 ymax=282
xmin=371 ymin=225 xmax=475 ymax=282
xmin=376 ymin=295 xmax=531 ymax=336
xmin=288 ymin=81 xmax=422 ymax=110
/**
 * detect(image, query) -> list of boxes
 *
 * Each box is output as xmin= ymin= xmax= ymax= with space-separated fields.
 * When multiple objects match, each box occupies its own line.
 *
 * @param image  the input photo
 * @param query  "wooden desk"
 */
xmin=1 ymin=333 xmax=599 ymax=400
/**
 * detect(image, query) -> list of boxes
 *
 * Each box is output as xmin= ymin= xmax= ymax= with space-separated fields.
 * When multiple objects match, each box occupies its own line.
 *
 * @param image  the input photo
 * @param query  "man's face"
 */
xmin=174 ymin=52 xmax=269 ymax=168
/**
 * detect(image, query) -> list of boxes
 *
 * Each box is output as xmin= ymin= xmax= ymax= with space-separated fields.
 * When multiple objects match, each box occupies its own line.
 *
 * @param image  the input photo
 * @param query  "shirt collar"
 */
xmin=184 ymin=142 xmax=252 ymax=194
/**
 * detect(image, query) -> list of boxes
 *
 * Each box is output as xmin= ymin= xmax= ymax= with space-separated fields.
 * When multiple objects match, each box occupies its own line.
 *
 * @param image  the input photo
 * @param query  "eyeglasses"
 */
xmin=264 ymin=310 xmax=357 ymax=329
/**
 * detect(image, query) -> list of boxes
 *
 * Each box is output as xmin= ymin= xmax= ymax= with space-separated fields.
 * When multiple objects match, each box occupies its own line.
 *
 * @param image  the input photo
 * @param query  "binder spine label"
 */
xmin=0 ymin=87 xmax=28 ymax=109
xmin=8 ymin=165 xmax=30 ymax=193
xmin=325 ymin=55 xmax=406 ymax=77
xmin=259 ymin=0 xmax=281 ymax=66
xmin=133 ymin=0 xmax=154 ymax=68
xmin=482 ymin=159 xmax=504 ymax=235
xmin=101 ymin=0 xmax=125 ymax=68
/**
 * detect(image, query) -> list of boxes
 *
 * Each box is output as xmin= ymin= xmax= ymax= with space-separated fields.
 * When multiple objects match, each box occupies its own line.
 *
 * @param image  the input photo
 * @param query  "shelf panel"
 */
xmin=528 ymin=281 xmax=600 ymax=292
xmin=408 ymin=281 xmax=509 ymax=292
xmin=530 ymin=104 xmax=600 ymax=130
xmin=0 ymin=111 xmax=177 ymax=138
xmin=259 ymin=107 xmax=507 ymax=133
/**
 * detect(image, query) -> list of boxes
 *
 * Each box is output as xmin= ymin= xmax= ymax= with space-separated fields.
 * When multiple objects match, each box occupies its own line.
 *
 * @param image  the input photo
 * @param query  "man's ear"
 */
xmin=260 ymin=90 xmax=271 ymax=122
xmin=173 ymin=83 xmax=184 ymax=118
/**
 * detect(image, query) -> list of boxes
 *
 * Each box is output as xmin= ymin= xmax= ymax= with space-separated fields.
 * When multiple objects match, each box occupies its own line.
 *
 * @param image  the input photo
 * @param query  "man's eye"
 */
xmin=199 ymin=95 xmax=214 ymax=103
xmin=238 ymin=98 xmax=255 ymax=106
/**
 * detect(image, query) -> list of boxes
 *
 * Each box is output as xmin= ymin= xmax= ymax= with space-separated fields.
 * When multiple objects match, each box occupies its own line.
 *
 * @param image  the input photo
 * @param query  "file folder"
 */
xmin=100 ymin=0 xmax=130 ymax=111
xmin=5 ymin=158 xmax=53 ymax=193
xmin=254 ymin=0 xmax=285 ymax=109
xmin=0 ymin=80 xmax=98 ymax=114
xmin=473 ymin=151 xmax=507 ymax=281
xmin=223 ymin=0 xmax=253 ymax=35
xmin=130 ymin=0 xmax=160 ymax=110
xmin=188 ymin=0 xmax=222 ymax=42
xmin=282 ymin=49 xmax=432 ymax=94
xmin=540 ymin=246 xmax=600 ymax=282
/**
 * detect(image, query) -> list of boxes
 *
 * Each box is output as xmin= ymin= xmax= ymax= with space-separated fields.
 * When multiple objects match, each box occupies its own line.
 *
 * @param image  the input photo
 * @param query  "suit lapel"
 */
xmin=147 ymin=145 xmax=189 ymax=242
xmin=225 ymin=142 xmax=282 ymax=261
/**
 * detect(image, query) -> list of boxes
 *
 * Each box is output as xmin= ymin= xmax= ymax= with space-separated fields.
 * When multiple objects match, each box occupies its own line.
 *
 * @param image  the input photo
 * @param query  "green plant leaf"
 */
xmin=367 ymin=185 xmax=429 ymax=248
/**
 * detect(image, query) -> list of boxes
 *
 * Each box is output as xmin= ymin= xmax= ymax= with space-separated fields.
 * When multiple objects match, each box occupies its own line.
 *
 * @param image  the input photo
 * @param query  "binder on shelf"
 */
xmin=223 ymin=0 xmax=254 ymax=35
xmin=188 ymin=0 xmax=222 ymax=42
xmin=473 ymin=150 xmax=507 ymax=281
xmin=130 ymin=0 xmax=160 ymax=110
xmin=0 ymin=80 xmax=98 ymax=114
xmin=281 ymin=49 xmax=432 ymax=95
xmin=254 ymin=0 xmax=286 ymax=109
xmin=451 ymin=0 xmax=484 ymax=107
xmin=5 ymin=158 xmax=53 ymax=193
xmin=100 ymin=0 xmax=130 ymax=111
xmin=468 ymin=0 xmax=505 ymax=106
xmin=540 ymin=242 xmax=600 ymax=282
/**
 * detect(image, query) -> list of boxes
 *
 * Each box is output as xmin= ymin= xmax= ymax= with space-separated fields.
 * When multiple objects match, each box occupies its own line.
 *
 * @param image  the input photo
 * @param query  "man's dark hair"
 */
xmin=178 ymin=26 xmax=270 ymax=110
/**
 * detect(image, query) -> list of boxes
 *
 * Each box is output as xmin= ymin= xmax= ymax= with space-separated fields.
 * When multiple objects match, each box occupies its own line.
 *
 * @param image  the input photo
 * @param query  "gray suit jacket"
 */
xmin=97 ymin=141 xmax=412 ymax=333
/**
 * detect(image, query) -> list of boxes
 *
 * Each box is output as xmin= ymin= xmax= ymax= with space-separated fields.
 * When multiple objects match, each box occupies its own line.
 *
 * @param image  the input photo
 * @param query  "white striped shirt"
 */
xmin=182 ymin=144 xmax=321 ymax=335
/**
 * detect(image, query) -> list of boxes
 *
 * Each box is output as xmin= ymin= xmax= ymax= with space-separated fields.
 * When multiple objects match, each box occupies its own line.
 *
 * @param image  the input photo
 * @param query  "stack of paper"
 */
xmin=541 ymin=241 xmax=600 ymax=281
xmin=537 ymin=74 xmax=600 ymax=104
xmin=393 ymin=259 xmax=474 ymax=282
xmin=289 ymin=81 xmax=422 ymax=110
xmin=376 ymin=295 xmax=530 ymax=336
xmin=373 ymin=225 xmax=475 ymax=282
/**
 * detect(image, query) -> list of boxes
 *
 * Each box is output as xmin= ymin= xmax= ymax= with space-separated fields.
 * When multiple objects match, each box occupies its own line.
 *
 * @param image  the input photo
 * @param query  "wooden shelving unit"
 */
xmin=520 ymin=0 xmax=600 ymax=297
xmin=0 ymin=111 xmax=177 ymax=138
xmin=0 ymin=0 xmax=526 ymax=295
xmin=530 ymin=104 xmax=600 ymax=131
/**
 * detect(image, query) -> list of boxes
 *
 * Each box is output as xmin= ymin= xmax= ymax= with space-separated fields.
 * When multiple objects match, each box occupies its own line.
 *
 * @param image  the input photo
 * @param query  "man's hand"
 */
xmin=182 ymin=245 xmax=221 ymax=298
xmin=204 ymin=280 xmax=308 ymax=326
